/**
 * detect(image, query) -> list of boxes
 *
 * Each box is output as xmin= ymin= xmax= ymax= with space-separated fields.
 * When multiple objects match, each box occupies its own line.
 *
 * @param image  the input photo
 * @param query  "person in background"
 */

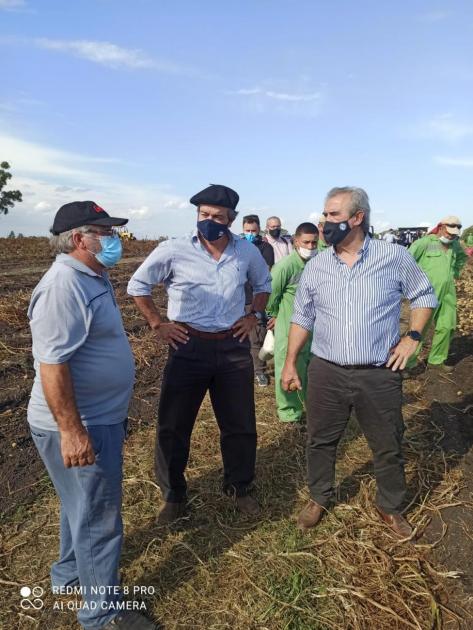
xmin=266 ymin=222 xmax=318 ymax=424
xmin=317 ymin=214 xmax=329 ymax=251
xmin=383 ymin=229 xmax=396 ymax=244
xmin=241 ymin=214 xmax=274 ymax=387
xmin=128 ymin=185 xmax=271 ymax=524
xmin=281 ymin=186 xmax=437 ymax=537
xmin=27 ymin=201 xmax=156 ymax=630
xmin=264 ymin=215 xmax=293 ymax=262
xmin=406 ymin=215 xmax=468 ymax=374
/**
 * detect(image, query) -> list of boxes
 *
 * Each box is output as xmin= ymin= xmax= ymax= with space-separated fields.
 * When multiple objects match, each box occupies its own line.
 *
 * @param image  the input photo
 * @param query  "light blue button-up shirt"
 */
xmin=291 ymin=236 xmax=438 ymax=366
xmin=127 ymin=230 xmax=272 ymax=332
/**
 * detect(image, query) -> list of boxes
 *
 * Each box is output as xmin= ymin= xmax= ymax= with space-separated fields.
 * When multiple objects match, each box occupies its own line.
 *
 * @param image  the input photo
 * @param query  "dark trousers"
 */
xmin=156 ymin=335 xmax=256 ymax=502
xmin=245 ymin=304 xmax=267 ymax=375
xmin=306 ymin=356 xmax=406 ymax=514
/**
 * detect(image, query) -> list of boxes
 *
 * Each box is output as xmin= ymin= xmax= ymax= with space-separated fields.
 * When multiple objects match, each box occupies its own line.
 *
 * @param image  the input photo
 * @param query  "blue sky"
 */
xmin=1 ymin=0 xmax=472 ymax=237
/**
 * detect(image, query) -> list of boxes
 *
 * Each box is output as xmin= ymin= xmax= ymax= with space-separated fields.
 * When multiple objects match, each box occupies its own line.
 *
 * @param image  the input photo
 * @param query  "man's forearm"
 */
xmin=285 ymin=323 xmax=311 ymax=364
xmin=133 ymin=295 xmax=163 ymax=329
xmin=410 ymin=307 xmax=433 ymax=334
xmin=252 ymin=292 xmax=270 ymax=313
xmin=40 ymin=363 xmax=83 ymax=433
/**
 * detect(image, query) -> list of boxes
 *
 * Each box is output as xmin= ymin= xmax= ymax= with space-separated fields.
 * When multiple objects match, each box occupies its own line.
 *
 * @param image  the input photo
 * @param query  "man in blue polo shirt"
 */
xmin=27 ymin=201 xmax=155 ymax=630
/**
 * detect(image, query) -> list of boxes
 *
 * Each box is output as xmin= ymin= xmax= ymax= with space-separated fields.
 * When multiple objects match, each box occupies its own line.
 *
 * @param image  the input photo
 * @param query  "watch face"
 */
xmin=409 ymin=331 xmax=422 ymax=341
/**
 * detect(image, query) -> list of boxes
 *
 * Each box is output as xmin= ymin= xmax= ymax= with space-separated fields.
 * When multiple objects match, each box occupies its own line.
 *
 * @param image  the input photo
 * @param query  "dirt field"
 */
xmin=1 ymin=237 xmax=472 ymax=630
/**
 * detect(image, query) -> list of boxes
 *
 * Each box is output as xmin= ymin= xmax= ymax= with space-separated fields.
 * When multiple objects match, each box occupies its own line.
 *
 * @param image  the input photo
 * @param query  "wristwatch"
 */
xmin=405 ymin=330 xmax=422 ymax=342
xmin=248 ymin=310 xmax=263 ymax=321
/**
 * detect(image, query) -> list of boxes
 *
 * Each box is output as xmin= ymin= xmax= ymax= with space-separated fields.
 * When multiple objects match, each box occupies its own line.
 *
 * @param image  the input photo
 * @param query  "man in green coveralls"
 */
xmin=266 ymin=222 xmax=318 ymax=423
xmin=317 ymin=214 xmax=329 ymax=252
xmin=406 ymin=215 xmax=467 ymax=373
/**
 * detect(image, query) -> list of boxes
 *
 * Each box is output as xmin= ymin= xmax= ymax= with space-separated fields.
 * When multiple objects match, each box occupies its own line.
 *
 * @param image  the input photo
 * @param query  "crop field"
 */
xmin=1 ymin=237 xmax=473 ymax=630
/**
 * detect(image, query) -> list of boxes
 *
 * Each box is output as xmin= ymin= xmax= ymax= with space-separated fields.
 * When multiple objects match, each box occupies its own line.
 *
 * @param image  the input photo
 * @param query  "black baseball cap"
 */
xmin=51 ymin=201 xmax=128 ymax=235
xmin=190 ymin=184 xmax=239 ymax=210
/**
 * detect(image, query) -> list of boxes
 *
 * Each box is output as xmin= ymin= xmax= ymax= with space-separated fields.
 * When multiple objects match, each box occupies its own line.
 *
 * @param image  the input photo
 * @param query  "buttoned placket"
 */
xmin=334 ymin=243 xmax=367 ymax=365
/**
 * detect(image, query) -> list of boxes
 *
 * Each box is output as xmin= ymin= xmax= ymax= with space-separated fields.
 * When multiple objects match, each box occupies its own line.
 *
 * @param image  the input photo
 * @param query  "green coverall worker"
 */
xmin=266 ymin=250 xmax=313 ymax=422
xmin=407 ymin=234 xmax=467 ymax=367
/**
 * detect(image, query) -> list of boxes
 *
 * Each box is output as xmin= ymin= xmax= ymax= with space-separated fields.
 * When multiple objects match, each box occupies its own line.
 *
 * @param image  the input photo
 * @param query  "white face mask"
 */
xmin=439 ymin=236 xmax=453 ymax=245
xmin=298 ymin=246 xmax=317 ymax=260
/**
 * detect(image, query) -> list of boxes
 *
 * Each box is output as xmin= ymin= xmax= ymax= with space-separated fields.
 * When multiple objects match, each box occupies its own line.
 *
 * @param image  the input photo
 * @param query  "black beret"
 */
xmin=51 ymin=201 xmax=128 ymax=235
xmin=190 ymin=184 xmax=239 ymax=211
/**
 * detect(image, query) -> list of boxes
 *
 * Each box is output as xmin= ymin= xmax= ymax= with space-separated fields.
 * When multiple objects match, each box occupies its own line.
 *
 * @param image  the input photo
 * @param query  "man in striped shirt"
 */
xmin=281 ymin=187 xmax=437 ymax=538
xmin=128 ymin=185 xmax=271 ymax=524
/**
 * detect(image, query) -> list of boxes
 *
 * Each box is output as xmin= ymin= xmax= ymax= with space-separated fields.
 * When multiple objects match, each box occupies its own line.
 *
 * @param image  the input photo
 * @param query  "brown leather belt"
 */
xmin=180 ymin=323 xmax=235 ymax=340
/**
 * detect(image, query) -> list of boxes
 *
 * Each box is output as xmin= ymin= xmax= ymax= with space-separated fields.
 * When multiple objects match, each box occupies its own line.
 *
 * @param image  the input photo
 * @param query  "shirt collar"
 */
xmin=331 ymin=233 xmax=371 ymax=262
xmin=56 ymin=253 xmax=103 ymax=277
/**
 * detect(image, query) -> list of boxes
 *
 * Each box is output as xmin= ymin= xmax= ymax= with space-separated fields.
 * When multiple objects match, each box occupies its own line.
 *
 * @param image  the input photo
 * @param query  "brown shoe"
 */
xmin=156 ymin=501 xmax=187 ymax=525
xmin=297 ymin=500 xmax=324 ymax=531
xmin=235 ymin=494 xmax=261 ymax=516
xmin=376 ymin=507 xmax=413 ymax=539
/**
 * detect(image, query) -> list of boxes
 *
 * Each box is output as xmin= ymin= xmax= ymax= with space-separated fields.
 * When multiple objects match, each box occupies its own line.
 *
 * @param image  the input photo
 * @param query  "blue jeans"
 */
xmin=30 ymin=421 xmax=127 ymax=629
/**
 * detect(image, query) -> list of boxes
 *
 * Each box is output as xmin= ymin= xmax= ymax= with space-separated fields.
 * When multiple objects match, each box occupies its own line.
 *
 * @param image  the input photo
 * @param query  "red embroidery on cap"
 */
xmin=94 ymin=204 xmax=104 ymax=213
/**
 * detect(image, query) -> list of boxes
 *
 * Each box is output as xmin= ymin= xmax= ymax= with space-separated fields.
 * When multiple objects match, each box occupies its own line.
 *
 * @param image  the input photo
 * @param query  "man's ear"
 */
xmin=72 ymin=231 xmax=86 ymax=250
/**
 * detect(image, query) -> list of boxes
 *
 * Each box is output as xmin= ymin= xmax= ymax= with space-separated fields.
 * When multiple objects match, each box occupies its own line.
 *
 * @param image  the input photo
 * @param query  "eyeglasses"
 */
xmin=84 ymin=228 xmax=117 ymax=237
xmin=444 ymin=223 xmax=462 ymax=229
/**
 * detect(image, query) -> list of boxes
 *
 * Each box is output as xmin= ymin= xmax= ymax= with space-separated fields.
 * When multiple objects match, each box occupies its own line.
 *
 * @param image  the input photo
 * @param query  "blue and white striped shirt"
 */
xmin=291 ymin=236 xmax=438 ymax=366
xmin=127 ymin=230 xmax=272 ymax=332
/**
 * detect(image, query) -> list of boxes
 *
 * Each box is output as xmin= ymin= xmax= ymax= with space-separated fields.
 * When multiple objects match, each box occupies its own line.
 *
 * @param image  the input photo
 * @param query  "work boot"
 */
xmin=102 ymin=611 xmax=158 ymax=629
xmin=235 ymin=494 xmax=261 ymax=516
xmin=156 ymin=500 xmax=187 ymax=525
xmin=297 ymin=500 xmax=325 ymax=531
xmin=376 ymin=507 xmax=414 ymax=539
xmin=426 ymin=363 xmax=454 ymax=374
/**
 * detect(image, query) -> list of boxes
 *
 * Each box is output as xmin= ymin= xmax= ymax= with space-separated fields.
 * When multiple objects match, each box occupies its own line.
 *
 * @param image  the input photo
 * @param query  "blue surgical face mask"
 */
xmin=197 ymin=219 xmax=229 ymax=242
xmin=94 ymin=234 xmax=123 ymax=267
xmin=243 ymin=233 xmax=257 ymax=243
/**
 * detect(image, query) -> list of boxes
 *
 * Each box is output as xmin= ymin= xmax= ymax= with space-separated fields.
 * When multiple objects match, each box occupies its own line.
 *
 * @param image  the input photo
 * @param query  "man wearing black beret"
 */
xmin=128 ymin=184 xmax=272 ymax=523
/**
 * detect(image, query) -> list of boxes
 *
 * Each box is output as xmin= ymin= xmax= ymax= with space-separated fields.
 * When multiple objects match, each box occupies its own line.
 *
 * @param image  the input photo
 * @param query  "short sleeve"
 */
xmin=29 ymin=284 xmax=92 ymax=364
xmin=127 ymin=241 xmax=173 ymax=296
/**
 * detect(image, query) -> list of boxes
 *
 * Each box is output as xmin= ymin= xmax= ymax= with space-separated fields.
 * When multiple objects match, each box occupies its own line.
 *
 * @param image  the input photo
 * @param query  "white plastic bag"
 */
xmin=258 ymin=329 xmax=275 ymax=361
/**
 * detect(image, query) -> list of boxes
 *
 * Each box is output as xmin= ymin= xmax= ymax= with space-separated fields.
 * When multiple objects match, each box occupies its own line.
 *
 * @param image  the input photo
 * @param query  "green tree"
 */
xmin=461 ymin=225 xmax=473 ymax=242
xmin=0 ymin=162 xmax=22 ymax=216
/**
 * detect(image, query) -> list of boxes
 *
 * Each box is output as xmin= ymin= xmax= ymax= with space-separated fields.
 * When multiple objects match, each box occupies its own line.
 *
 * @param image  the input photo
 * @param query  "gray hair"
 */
xmin=325 ymin=186 xmax=371 ymax=233
xmin=266 ymin=216 xmax=281 ymax=225
xmin=49 ymin=225 xmax=90 ymax=255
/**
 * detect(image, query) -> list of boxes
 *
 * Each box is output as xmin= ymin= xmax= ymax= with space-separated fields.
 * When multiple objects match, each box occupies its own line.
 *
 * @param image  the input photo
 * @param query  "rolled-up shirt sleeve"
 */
xmin=247 ymin=245 xmax=272 ymax=294
xmin=127 ymin=241 xmax=173 ymax=296
xmin=291 ymin=265 xmax=317 ymax=331
xmin=400 ymin=249 xmax=438 ymax=309
xmin=29 ymin=284 xmax=91 ymax=364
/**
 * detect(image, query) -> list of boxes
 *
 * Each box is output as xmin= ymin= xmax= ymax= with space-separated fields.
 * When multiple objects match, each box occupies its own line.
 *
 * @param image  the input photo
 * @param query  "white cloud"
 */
xmin=0 ymin=133 xmax=192 ymax=238
xmin=128 ymin=205 xmax=151 ymax=219
xmin=419 ymin=114 xmax=473 ymax=143
xmin=34 ymin=201 xmax=52 ymax=212
xmin=36 ymin=38 xmax=155 ymax=70
xmin=0 ymin=0 xmax=26 ymax=9
xmin=231 ymin=87 xmax=321 ymax=103
xmin=34 ymin=38 xmax=198 ymax=75
xmin=418 ymin=10 xmax=450 ymax=22
xmin=434 ymin=156 xmax=473 ymax=168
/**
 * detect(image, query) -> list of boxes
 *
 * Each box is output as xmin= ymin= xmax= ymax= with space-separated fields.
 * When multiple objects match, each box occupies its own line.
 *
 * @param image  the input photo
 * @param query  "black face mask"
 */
xmin=323 ymin=220 xmax=352 ymax=246
xmin=269 ymin=228 xmax=281 ymax=239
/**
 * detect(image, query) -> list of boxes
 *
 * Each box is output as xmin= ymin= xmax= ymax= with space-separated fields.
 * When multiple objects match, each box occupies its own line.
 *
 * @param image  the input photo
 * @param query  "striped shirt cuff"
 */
xmin=410 ymin=294 xmax=438 ymax=309
xmin=127 ymin=278 xmax=153 ymax=297
xmin=291 ymin=314 xmax=315 ymax=331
